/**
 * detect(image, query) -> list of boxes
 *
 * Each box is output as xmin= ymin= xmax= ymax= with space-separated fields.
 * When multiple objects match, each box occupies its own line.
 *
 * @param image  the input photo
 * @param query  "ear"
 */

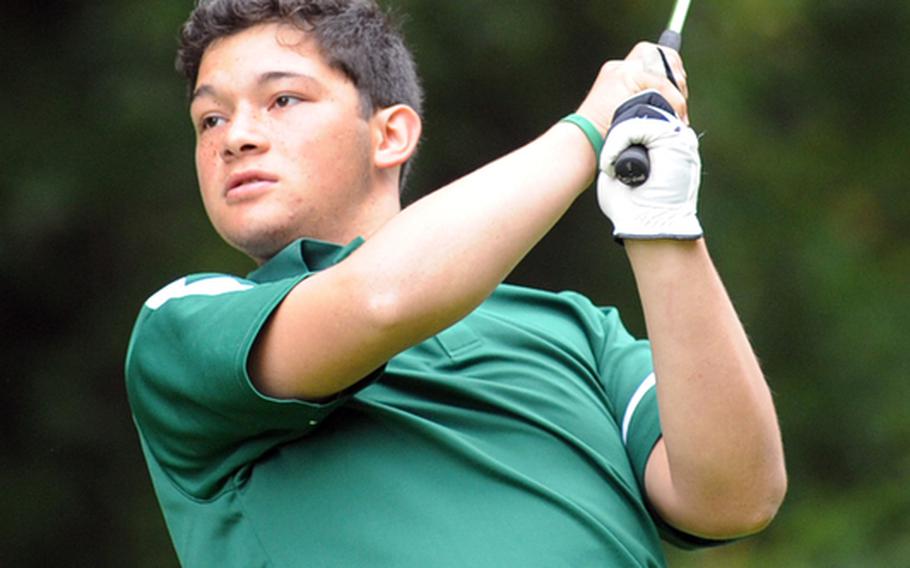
xmin=371 ymin=104 xmax=422 ymax=171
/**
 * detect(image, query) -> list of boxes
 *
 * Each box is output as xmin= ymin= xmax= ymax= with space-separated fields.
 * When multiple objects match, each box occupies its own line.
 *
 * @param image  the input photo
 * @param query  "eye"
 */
xmin=274 ymin=95 xmax=302 ymax=109
xmin=200 ymin=115 xmax=226 ymax=131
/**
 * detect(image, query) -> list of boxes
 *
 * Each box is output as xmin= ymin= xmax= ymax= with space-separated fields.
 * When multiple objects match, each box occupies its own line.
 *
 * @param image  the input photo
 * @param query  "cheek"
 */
xmin=274 ymin=128 xmax=309 ymax=162
xmin=195 ymin=144 xmax=220 ymax=188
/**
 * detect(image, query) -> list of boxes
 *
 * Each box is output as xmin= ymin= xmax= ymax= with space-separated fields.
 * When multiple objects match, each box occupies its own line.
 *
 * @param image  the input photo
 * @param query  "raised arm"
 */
xmin=251 ymin=45 xmax=686 ymax=401
xmin=594 ymin=47 xmax=787 ymax=538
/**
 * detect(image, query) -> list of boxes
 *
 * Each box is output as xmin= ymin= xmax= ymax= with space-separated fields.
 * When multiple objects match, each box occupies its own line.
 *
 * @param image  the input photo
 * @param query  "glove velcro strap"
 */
xmin=609 ymin=90 xmax=676 ymax=133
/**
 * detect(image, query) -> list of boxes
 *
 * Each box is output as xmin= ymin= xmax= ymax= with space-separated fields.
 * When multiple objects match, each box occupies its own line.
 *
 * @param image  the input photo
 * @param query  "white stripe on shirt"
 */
xmin=145 ymin=277 xmax=253 ymax=310
xmin=621 ymin=372 xmax=657 ymax=446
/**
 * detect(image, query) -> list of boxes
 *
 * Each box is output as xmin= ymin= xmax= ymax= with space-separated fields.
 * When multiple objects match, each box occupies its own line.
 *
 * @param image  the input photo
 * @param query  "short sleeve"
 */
xmin=590 ymin=307 xmax=660 ymax=486
xmin=125 ymin=273 xmax=379 ymax=499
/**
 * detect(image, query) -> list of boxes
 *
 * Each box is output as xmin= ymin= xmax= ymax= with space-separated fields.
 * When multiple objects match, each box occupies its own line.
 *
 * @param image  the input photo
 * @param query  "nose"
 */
xmin=222 ymin=106 xmax=269 ymax=159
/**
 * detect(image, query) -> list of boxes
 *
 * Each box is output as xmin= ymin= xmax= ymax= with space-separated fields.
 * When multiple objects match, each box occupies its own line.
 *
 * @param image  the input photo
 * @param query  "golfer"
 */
xmin=126 ymin=1 xmax=787 ymax=566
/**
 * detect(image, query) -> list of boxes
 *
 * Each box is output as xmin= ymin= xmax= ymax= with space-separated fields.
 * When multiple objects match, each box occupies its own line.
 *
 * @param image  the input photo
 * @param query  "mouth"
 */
xmin=225 ymin=171 xmax=279 ymax=199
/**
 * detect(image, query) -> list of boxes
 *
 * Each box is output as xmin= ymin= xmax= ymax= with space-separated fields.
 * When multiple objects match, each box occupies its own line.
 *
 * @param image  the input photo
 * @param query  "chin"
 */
xmin=223 ymin=223 xmax=299 ymax=263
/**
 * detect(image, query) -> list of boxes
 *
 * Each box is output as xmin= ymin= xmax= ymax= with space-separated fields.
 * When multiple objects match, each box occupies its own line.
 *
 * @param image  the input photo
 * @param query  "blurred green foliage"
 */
xmin=2 ymin=0 xmax=908 ymax=565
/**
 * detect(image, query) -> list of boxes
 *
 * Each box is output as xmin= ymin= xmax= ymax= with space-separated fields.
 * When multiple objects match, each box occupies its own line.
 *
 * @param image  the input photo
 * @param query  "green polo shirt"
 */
xmin=126 ymin=238 xmax=706 ymax=567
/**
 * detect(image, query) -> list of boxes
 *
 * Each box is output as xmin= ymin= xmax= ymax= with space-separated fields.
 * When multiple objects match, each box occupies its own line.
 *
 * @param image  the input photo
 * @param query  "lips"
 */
xmin=225 ymin=170 xmax=278 ymax=199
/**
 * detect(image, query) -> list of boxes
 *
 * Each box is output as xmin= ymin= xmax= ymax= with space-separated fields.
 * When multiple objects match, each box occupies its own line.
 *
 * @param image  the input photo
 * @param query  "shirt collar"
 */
xmin=246 ymin=237 xmax=365 ymax=283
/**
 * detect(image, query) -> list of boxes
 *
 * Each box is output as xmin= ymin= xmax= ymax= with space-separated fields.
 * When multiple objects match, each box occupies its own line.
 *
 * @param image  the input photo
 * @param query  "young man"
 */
xmin=126 ymin=1 xmax=787 ymax=566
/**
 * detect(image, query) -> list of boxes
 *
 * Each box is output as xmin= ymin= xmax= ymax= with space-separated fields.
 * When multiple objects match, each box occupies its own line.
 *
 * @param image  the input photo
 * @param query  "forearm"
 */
xmin=350 ymin=122 xmax=596 ymax=340
xmin=356 ymin=45 xmax=690 ymax=342
xmin=629 ymin=239 xmax=786 ymax=536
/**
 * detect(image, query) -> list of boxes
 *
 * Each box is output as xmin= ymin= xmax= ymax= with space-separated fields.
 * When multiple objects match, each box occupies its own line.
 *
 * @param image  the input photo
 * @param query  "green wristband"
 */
xmin=560 ymin=113 xmax=605 ymax=158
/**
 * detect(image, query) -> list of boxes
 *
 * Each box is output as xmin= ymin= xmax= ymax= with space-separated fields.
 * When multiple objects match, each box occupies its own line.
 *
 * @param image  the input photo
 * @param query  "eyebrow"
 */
xmin=191 ymin=71 xmax=325 ymax=104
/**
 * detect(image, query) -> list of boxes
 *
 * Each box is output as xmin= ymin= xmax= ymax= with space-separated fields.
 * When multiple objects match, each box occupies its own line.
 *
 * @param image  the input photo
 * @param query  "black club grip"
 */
xmin=614 ymin=145 xmax=650 ymax=187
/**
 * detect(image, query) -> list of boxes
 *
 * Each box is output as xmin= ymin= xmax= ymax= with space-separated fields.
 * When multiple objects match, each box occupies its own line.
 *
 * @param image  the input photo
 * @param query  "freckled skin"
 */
xmin=191 ymin=23 xmax=380 ymax=263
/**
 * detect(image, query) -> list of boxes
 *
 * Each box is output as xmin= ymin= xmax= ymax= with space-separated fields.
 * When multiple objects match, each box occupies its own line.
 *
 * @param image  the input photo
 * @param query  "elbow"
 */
xmin=747 ymin=464 xmax=788 ymax=534
xmin=741 ymin=448 xmax=788 ymax=535
xmin=359 ymin=284 xmax=439 ymax=346
xmin=732 ymin=484 xmax=787 ymax=539
xmin=670 ymin=459 xmax=788 ymax=541
xmin=358 ymin=274 xmax=470 ymax=343
xmin=362 ymin=285 xmax=413 ymax=335
xmin=708 ymin=463 xmax=789 ymax=539
xmin=339 ymin=260 xmax=408 ymax=333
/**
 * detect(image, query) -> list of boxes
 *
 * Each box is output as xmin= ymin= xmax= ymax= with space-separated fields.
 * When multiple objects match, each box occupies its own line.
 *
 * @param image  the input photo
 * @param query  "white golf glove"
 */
xmin=597 ymin=90 xmax=703 ymax=241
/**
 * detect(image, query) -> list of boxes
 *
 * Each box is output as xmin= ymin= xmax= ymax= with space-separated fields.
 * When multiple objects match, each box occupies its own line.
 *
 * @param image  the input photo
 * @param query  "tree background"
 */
xmin=2 ymin=0 xmax=908 ymax=565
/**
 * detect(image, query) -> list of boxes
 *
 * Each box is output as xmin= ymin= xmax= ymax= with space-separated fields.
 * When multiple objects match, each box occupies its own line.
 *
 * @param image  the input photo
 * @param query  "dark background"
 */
xmin=2 ymin=1 xmax=909 ymax=565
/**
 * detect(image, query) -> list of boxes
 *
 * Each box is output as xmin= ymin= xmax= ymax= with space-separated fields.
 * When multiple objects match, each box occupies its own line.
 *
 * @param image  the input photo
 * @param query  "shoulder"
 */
xmin=125 ymin=271 xmax=301 ymax=391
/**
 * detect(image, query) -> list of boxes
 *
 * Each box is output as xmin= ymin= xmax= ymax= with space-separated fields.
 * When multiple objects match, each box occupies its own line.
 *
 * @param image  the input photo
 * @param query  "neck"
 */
xmin=299 ymin=182 xmax=403 ymax=250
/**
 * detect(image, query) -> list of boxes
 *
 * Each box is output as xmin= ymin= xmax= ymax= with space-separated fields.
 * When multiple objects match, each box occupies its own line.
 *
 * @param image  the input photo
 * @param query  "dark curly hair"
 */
xmin=177 ymin=0 xmax=423 ymax=186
